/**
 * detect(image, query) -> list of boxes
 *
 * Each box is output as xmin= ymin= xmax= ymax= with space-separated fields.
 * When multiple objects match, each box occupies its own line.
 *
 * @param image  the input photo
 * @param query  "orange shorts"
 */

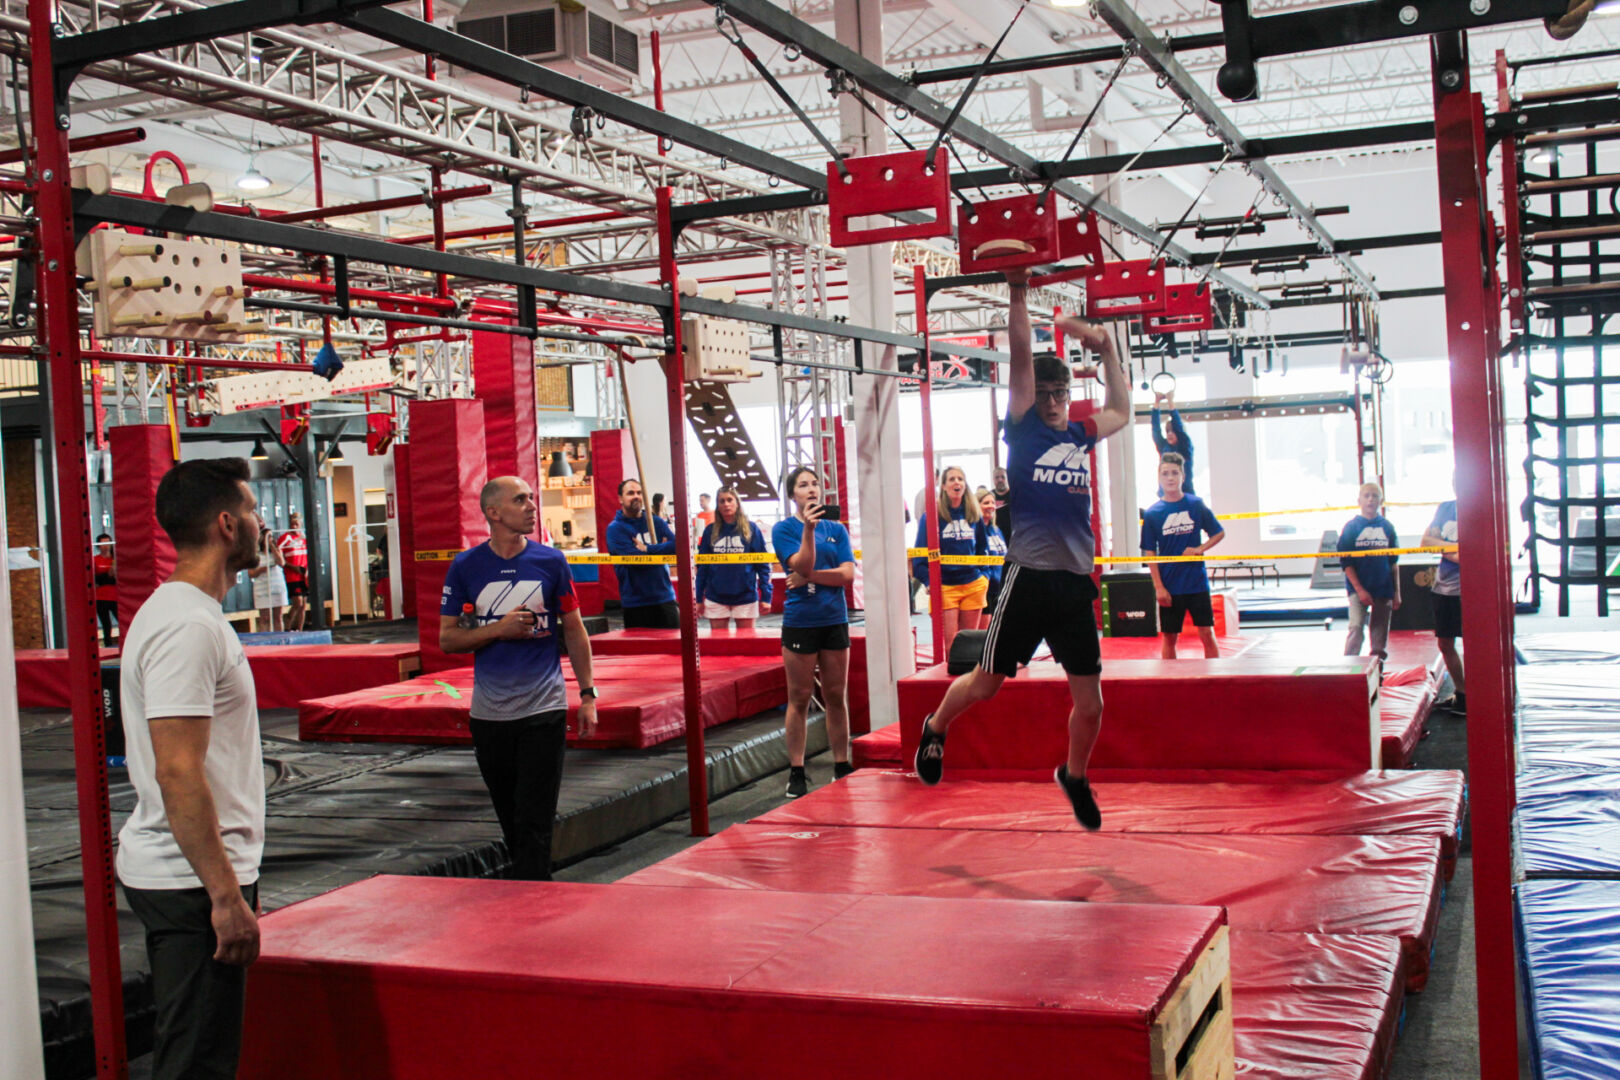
xmin=940 ymin=576 xmax=989 ymax=611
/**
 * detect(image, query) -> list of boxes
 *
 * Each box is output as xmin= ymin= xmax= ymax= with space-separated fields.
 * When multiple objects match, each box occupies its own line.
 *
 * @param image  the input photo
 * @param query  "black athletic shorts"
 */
xmin=286 ymin=577 xmax=309 ymax=598
xmin=782 ymin=622 xmax=851 ymax=655
xmin=1160 ymin=591 xmax=1214 ymax=633
xmin=623 ymin=601 xmax=680 ymax=630
xmin=982 ymin=565 xmax=1101 ymax=677
xmin=1433 ymin=593 xmax=1462 ymax=639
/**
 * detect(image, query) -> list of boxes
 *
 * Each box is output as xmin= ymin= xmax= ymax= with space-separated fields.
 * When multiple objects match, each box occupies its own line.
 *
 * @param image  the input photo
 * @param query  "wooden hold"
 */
xmin=215 ymin=320 xmax=267 ymax=333
xmin=114 ymin=313 xmax=166 ymax=328
xmin=212 ymin=285 xmax=239 ymax=298
xmin=972 ymin=237 xmax=1036 ymax=259
xmin=700 ymin=284 xmax=738 ymax=303
xmin=127 ymin=276 xmax=172 ymax=292
xmin=118 ymin=243 xmax=165 ymax=257
xmin=171 ymin=311 xmax=218 ymax=324
xmin=165 ymin=182 xmax=214 ymax=212
xmin=69 ymin=163 xmax=112 ymax=195
xmin=676 ymin=276 xmax=700 ymax=297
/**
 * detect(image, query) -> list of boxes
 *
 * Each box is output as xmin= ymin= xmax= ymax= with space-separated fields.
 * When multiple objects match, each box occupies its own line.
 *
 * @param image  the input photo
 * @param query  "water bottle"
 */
xmin=458 ymin=602 xmax=477 ymax=630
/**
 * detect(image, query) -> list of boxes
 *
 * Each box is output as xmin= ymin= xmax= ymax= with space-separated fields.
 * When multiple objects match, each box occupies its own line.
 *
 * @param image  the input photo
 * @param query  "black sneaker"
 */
xmin=833 ymin=760 xmax=855 ymax=780
xmin=1449 ymin=690 xmax=1467 ymax=714
xmin=1055 ymin=765 xmax=1101 ymax=830
xmin=785 ymin=767 xmax=810 ymax=799
xmin=915 ymin=715 xmax=946 ymax=785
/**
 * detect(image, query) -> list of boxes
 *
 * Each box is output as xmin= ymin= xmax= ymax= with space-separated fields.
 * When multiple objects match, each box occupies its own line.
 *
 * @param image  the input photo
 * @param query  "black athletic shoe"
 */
xmin=1055 ymin=765 xmax=1102 ymax=830
xmin=1448 ymin=691 xmax=1467 ymax=714
xmin=833 ymin=760 xmax=856 ymax=780
xmin=785 ymin=767 xmax=810 ymax=799
xmin=915 ymin=715 xmax=946 ymax=785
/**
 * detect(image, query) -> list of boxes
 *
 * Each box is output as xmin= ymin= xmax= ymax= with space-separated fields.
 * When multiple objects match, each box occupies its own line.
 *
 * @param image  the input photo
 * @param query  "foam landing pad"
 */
xmin=897 ymin=656 xmax=1381 ymax=772
xmin=755 ymin=770 xmax=1466 ymax=881
xmin=624 ymin=823 xmax=1443 ymax=992
xmin=241 ymin=875 xmax=1232 ymax=1080
xmin=297 ymin=654 xmax=785 ymax=749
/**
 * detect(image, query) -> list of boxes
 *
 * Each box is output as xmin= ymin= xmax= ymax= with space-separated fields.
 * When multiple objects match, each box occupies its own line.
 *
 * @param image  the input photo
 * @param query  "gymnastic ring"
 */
xmin=1150 ymin=370 xmax=1177 ymax=396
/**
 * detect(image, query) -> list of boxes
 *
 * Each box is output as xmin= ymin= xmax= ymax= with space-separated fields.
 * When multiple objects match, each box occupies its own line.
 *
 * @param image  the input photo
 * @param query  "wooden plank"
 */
xmin=1523 ymin=172 xmax=1620 ymax=194
xmin=1150 ymin=924 xmax=1234 ymax=1080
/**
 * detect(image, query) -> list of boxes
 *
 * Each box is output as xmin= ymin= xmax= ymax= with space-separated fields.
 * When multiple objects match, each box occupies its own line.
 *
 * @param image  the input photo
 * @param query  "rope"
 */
xmin=1150 ymin=150 xmax=1232 ymax=264
xmin=1081 ymin=102 xmax=1193 ymax=215
xmin=715 ymin=8 xmax=849 ymax=177
xmin=1036 ymin=47 xmax=1134 ymax=210
xmin=926 ymin=0 xmax=1031 ymax=162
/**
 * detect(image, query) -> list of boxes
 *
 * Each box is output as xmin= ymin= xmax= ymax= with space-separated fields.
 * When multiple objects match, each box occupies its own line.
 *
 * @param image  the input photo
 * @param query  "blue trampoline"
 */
xmin=1517 ymin=769 xmax=1620 ymax=879
xmin=1517 ymin=632 xmax=1620 ymax=666
xmin=1517 ymin=879 xmax=1620 ymax=1080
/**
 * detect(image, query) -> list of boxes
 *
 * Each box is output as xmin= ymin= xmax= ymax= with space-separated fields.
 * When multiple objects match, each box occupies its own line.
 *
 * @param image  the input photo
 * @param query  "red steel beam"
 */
xmin=271 ymin=184 xmax=493 ymax=225
xmin=394 ymin=209 xmax=633 ymax=245
xmin=0 ymin=126 xmax=145 ymax=167
xmin=656 ymin=186 xmax=709 ymax=838
xmin=28 ymin=5 xmax=128 ymax=1077
xmin=915 ymin=265 xmax=946 ymax=665
xmin=243 ymin=273 xmax=460 ymax=311
xmin=1432 ymin=38 xmax=1519 ymax=1080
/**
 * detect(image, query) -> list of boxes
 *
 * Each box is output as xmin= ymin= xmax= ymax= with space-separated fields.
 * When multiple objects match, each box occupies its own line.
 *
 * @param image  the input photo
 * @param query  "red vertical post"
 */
xmin=1432 ymin=37 xmax=1519 ymax=1080
xmin=29 ymin=5 xmax=128 ymax=1076
xmin=656 ymin=187 xmax=709 ymax=837
xmin=914 ymin=267 xmax=945 ymax=665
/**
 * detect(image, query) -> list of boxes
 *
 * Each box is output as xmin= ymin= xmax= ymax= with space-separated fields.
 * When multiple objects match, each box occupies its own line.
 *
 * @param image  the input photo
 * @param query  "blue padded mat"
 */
xmin=1518 ymin=666 xmax=1620 ymax=715
xmin=1517 ymin=667 xmax=1620 ymax=771
xmin=1518 ymin=769 xmax=1620 ymax=879
xmin=1517 ymin=879 xmax=1620 ymax=1080
xmin=1518 ymin=633 xmax=1620 ymax=666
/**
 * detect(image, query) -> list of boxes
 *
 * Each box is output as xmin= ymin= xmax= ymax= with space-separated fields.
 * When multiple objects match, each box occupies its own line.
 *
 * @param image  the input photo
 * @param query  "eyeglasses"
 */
xmin=1034 ymin=388 xmax=1070 ymax=403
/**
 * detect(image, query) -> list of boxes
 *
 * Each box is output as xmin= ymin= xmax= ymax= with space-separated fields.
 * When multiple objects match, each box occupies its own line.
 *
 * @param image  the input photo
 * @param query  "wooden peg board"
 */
xmin=205 ymin=356 xmax=396 ymax=415
xmin=681 ymin=314 xmax=756 ymax=383
xmin=85 ymin=228 xmax=248 ymax=342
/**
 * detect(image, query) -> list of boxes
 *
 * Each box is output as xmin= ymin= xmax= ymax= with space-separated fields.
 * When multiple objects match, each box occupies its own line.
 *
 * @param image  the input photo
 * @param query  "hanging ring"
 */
xmin=1150 ymin=370 xmax=1177 ymax=395
xmin=784 ymin=42 xmax=801 ymax=61
xmin=895 ymin=105 xmax=909 ymax=121
xmin=768 ymin=173 xmax=781 ymax=187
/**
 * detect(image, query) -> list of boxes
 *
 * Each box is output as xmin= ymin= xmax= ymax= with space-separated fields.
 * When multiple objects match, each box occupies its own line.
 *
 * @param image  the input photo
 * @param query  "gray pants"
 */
xmin=124 ymin=881 xmax=258 ymax=1080
xmin=1345 ymin=596 xmax=1394 ymax=659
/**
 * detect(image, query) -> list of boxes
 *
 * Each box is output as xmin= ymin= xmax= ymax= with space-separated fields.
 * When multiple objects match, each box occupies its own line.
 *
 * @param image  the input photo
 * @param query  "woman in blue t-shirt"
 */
xmin=975 ymin=486 xmax=1009 ymax=623
xmin=770 ymin=466 xmax=856 ymax=799
xmin=695 ymin=487 xmax=771 ymax=630
xmin=911 ymin=465 xmax=987 ymax=653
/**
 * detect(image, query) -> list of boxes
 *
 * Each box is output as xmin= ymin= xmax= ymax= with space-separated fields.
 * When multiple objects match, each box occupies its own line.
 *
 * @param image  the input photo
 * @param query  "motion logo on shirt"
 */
xmin=1030 ymin=443 xmax=1091 ymax=489
xmin=474 ymin=580 xmax=550 ymax=635
xmin=1440 ymin=520 xmax=1457 ymax=542
xmin=712 ymin=535 xmax=747 ymax=553
xmin=1354 ymin=525 xmax=1392 ymax=549
xmin=1161 ymin=511 xmax=1196 ymax=536
xmin=940 ymin=518 xmax=975 ymax=541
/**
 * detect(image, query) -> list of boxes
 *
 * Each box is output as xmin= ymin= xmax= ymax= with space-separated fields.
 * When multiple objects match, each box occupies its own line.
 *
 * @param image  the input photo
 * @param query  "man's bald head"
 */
xmin=479 ymin=476 xmax=538 ymax=540
xmin=480 ymin=476 xmax=521 ymax=514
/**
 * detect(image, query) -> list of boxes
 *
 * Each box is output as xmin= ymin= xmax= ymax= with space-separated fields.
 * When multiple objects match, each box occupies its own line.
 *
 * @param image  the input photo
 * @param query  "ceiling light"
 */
xmin=250 ymin=438 xmax=268 ymax=461
xmin=327 ymin=440 xmax=345 ymax=462
xmin=236 ymin=163 xmax=272 ymax=192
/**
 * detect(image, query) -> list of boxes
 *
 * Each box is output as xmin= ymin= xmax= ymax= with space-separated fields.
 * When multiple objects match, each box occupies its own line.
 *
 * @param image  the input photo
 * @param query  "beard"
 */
xmin=227 ymin=520 xmax=260 ymax=574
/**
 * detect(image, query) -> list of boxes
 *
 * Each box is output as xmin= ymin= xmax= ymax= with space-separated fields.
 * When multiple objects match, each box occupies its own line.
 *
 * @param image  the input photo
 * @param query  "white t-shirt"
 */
xmin=116 ymin=581 xmax=264 ymax=890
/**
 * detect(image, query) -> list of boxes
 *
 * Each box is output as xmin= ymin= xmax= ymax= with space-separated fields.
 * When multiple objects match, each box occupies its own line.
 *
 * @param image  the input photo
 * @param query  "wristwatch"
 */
xmin=579 ymin=686 xmax=598 ymax=700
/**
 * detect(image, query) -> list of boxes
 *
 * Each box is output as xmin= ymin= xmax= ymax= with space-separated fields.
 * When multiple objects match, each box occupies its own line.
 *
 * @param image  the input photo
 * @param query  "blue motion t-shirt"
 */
xmin=771 ymin=517 xmax=853 ymax=628
xmin=696 ymin=520 xmax=771 ymax=607
xmin=1429 ymin=501 xmax=1460 ymax=597
xmin=983 ymin=524 xmax=1008 ymax=590
xmin=440 ymin=539 xmax=577 ymax=721
xmin=1337 ymin=513 xmax=1399 ymax=599
xmin=1140 ymin=495 xmax=1223 ymax=595
xmin=911 ymin=504 xmax=986 ymax=587
xmin=1004 ymin=407 xmax=1100 ymax=574
xmin=605 ymin=510 xmax=676 ymax=609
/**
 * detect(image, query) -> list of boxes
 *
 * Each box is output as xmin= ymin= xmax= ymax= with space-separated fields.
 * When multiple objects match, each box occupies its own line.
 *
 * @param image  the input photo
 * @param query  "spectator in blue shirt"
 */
xmin=911 ymin=465 xmax=988 ymax=655
xmin=771 ymin=466 xmax=855 ymax=799
xmin=605 ymin=478 xmax=678 ymax=629
xmin=975 ymin=487 xmax=1008 ymax=618
xmin=1151 ymin=390 xmax=1195 ymax=494
xmin=1337 ymin=482 xmax=1402 ymax=662
xmin=695 ymin=487 xmax=771 ymax=630
xmin=439 ymin=476 xmax=597 ymax=880
xmin=1140 ymin=453 xmax=1225 ymax=659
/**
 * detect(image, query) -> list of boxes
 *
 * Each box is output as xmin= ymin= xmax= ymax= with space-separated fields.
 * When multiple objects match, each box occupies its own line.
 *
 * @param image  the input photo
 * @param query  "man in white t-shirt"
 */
xmin=118 ymin=457 xmax=265 ymax=1080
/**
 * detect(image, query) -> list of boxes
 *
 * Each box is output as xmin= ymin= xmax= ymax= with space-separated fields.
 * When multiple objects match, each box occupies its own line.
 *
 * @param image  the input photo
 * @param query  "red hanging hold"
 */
xmin=957 ymin=193 xmax=1061 ymax=274
xmin=1084 ymin=258 xmax=1166 ymax=320
xmin=827 ymin=149 xmax=952 ymax=247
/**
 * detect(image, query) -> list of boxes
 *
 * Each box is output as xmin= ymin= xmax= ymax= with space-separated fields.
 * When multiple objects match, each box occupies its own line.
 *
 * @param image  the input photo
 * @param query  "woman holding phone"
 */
xmin=771 ymin=467 xmax=856 ymax=798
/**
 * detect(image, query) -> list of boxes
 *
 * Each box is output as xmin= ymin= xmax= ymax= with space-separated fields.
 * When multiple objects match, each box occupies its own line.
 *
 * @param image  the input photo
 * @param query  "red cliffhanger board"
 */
xmin=896 ymin=657 xmax=1380 ymax=772
xmin=623 ymin=824 xmax=1443 ymax=992
xmin=754 ymin=770 xmax=1466 ymax=880
xmin=240 ymin=875 xmax=1229 ymax=1080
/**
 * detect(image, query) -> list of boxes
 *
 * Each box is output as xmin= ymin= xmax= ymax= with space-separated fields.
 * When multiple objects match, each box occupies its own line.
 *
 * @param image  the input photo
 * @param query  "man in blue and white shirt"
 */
xmin=1337 ymin=482 xmax=1402 ymax=662
xmin=913 ymin=269 xmax=1133 ymax=831
xmin=440 ymin=476 xmax=597 ymax=880
xmin=1422 ymin=498 xmax=1465 ymax=712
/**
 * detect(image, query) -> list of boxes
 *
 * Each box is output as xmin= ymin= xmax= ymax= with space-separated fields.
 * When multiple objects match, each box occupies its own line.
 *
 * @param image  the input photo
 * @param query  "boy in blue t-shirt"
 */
xmin=912 ymin=270 xmax=1134 ymax=832
xmin=1140 ymin=452 xmax=1225 ymax=659
xmin=1337 ymin=482 xmax=1402 ymax=662
xmin=439 ymin=476 xmax=597 ymax=880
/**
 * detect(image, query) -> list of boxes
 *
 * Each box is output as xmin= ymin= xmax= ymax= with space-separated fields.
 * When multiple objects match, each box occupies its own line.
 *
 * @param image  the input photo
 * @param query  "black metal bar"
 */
xmin=54 ymin=0 xmax=396 ymax=73
xmin=1260 ymin=286 xmax=1445 ymax=309
xmin=332 ymin=255 xmax=350 ymax=319
xmin=342 ymin=8 xmax=825 ymax=191
xmin=681 ymin=294 xmax=1006 ymax=364
xmin=909 ymin=32 xmax=1224 ymax=84
xmin=1189 ymin=230 xmax=1442 ymax=266
xmin=1227 ymin=0 xmax=1565 ymax=67
xmin=1510 ymin=45 xmax=1620 ymax=71
xmin=668 ymin=189 xmax=828 ymax=225
xmin=1487 ymin=97 xmax=1620 ymax=141
xmin=924 ymin=271 xmax=1005 ymax=297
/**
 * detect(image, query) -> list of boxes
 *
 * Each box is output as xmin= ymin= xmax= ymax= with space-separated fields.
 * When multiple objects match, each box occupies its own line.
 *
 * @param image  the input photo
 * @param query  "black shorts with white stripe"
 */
xmin=981 ymin=565 xmax=1101 ymax=678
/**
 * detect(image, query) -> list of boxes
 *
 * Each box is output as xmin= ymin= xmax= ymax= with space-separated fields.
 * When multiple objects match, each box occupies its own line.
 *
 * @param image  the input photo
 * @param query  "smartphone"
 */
xmin=817 ymin=503 xmax=842 ymax=522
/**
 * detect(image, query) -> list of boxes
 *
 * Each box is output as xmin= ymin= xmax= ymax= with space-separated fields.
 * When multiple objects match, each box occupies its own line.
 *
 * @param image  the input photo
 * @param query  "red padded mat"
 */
xmin=241 ymin=875 xmax=1225 ymax=1080
xmin=896 ymin=657 xmax=1379 ymax=772
xmin=244 ymin=643 xmax=420 ymax=708
xmin=1240 ymin=629 xmax=1442 ymax=686
xmin=755 ymin=769 xmax=1465 ymax=878
xmin=624 ymin=824 xmax=1442 ymax=991
xmin=1095 ymin=634 xmax=1257 ymax=660
xmin=1231 ymin=931 xmax=1405 ymax=1080
xmin=1378 ymin=682 xmax=1436 ymax=769
xmin=16 ymin=647 xmax=119 ymax=708
xmin=852 ymin=725 xmax=904 ymax=768
xmin=296 ymin=654 xmax=786 ymax=748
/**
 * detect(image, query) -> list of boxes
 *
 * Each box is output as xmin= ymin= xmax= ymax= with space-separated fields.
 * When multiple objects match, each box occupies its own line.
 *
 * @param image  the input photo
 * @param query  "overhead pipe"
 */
xmin=272 ymin=184 xmax=494 ymax=225
xmin=393 ymin=208 xmax=634 ymax=245
xmin=0 ymin=126 xmax=146 ymax=167
xmin=243 ymin=273 xmax=460 ymax=311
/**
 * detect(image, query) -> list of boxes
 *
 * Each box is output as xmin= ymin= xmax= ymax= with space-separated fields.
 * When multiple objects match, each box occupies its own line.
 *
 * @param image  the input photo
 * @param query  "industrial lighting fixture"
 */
xmin=327 ymin=439 xmax=345 ymax=462
xmin=236 ymin=153 xmax=272 ymax=192
xmin=547 ymin=450 xmax=574 ymax=479
xmin=250 ymin=438 xmax=268 ymax=461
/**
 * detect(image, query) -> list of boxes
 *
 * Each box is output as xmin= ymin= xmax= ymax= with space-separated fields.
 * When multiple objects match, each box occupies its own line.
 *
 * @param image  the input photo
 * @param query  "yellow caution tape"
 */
xmin=413 ymin=550 xmax=463 ymax=562
xmin=1098 ymin=544 xmax=1455 ymax=565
